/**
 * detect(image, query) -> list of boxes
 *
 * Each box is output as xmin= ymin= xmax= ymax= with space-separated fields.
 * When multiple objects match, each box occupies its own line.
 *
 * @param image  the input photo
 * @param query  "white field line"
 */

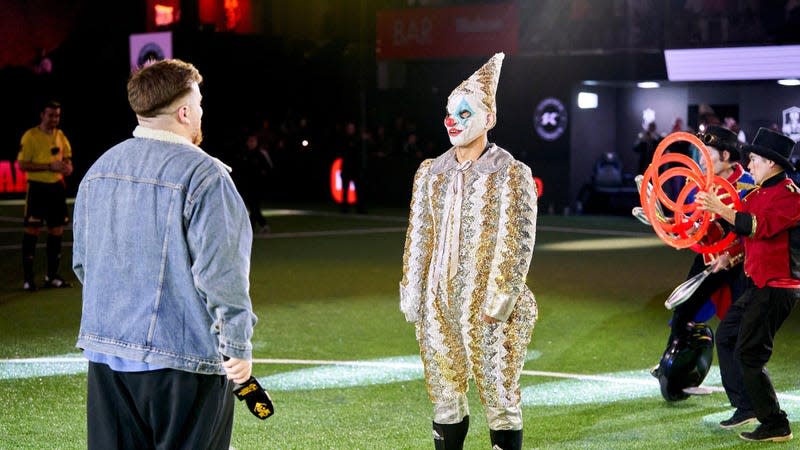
xmin=252 ymin=357 xmax=420 ymax=369
xmin=6 ymin=355 xmax=800 ymax=402
xmin=520 ymin=369 xmax=660 ymax=386
xmin=3 ymin=357 xmax=85 ymax=363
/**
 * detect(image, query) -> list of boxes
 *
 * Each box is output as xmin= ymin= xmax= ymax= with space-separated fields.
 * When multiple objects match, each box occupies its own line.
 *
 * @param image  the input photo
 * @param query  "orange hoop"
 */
xmin=639 ymin=131 xmax=741 ymax=251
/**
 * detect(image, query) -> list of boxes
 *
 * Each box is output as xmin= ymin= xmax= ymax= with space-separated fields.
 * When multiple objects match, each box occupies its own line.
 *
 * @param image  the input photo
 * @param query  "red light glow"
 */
xmin=330 ymin=158 xmax=357 ymax=204
xmin=154 ymin=4 xmax=175 ymax=26
xmin=0 ymin=161 xmax=28 ymax=194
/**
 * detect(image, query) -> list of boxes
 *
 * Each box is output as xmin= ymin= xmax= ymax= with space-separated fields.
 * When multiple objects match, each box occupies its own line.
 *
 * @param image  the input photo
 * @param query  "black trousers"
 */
xmin=87 ymin=362 xmax=235 ymax=450
xmin=669 ymin=254 xmax=744 ymax=341
xmin=729 ymin=285 xmax=799 ymax=426
xmin=716 ymin=297 xmax=752 ymax=412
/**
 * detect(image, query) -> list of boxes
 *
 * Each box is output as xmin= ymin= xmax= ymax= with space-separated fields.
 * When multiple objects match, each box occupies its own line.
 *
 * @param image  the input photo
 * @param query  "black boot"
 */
xmin=489 ymin=429 xmax=522 ymax=450
xmin=432 ymin=416 xmax=469 ymax=450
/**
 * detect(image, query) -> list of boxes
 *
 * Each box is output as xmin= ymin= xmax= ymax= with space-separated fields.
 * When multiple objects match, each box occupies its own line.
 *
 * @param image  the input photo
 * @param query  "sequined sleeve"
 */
xmin=483 ymin=161 xmax=537 ymax=321
xmin=400 ymin=159 xmax=435 ymax=323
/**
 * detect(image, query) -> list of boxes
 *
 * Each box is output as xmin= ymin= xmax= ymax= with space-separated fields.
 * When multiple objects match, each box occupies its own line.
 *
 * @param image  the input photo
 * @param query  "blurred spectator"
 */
xmin=256 ymin=117 xmax=277 ymax=153
xmin=690 ymin=110 xmax=721 ymax=164
xmin=371 ymin=124 xmax=393 ymax=157
xmin=725 ymin=116 xmax=747 ymax=143
xmin=337 ymin=121 xmax=366 ymax=213
xmin=402 ymin=132 xmax=424 ymax=161
xmin=32 ymin=48 xmax=52 ymax=75
xmin=665 ymin=117 xmax=691 ymax=198
xmin=232 ymin=131 xmax=273 ymax=234
xmin=633 ymin=121 xmax=663 ymax=175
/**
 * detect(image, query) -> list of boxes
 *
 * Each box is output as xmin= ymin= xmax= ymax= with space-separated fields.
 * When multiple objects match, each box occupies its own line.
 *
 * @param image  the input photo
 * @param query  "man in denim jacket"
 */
xmin=73 ymin=59 xmax=257 ymax=449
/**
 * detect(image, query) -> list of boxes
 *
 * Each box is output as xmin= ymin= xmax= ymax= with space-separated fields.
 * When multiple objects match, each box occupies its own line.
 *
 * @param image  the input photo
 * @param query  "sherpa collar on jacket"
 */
xmin=132 ymin=125 xmax=231 ymax=172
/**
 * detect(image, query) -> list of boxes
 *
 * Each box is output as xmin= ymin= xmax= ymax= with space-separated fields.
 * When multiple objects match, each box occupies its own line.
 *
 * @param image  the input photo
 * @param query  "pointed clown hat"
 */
xmin=448 ymin=52 xmax=504 ymax=124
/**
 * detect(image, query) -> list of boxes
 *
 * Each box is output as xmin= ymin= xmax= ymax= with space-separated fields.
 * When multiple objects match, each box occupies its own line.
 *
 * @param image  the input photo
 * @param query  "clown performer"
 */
xmin=399 ymin=53 xmax=538 ymax=450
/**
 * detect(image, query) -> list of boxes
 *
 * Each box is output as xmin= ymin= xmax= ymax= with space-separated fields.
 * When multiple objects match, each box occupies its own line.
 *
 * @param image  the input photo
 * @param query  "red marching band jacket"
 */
xmin=690 ymin=163 xmax=754 ymax=265
xmin=737 ymin=173 xmax=800 ymax=289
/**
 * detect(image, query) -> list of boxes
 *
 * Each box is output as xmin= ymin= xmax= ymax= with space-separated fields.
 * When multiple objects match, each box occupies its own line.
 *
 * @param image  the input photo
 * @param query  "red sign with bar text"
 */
xmin=376 ymin=2 xmax=519 ymax=59
xmin=0 ymin=161 xmax=27 ymax=194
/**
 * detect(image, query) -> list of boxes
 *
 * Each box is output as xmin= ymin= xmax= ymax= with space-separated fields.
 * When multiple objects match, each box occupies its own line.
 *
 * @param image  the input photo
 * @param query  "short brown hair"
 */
xmin=127 ymin=59 xmax=202 ymax=117
xmin=42 ymin=100 xmax=61 ymax=112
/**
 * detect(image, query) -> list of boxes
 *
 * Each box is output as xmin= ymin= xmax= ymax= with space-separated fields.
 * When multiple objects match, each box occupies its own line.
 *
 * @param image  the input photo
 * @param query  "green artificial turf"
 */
xmin=1 ymin=202 xmax=798 ymax=449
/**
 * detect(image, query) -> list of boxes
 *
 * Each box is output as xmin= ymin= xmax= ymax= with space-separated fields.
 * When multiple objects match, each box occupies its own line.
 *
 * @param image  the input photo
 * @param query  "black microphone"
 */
xmin=233 ymin=376 xmax=274 ymax=420
xmin=223 ymin=356 xmax=274 ymax=420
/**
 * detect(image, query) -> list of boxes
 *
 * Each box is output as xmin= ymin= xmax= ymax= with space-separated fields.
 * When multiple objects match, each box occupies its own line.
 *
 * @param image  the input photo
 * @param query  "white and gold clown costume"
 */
xmin=399 ymin=53 xmax=538 ymax=435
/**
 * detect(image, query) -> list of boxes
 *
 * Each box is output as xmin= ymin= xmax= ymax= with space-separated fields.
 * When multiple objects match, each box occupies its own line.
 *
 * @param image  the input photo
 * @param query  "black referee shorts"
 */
xmin=23 ymin=180 xmax=69 ymax=228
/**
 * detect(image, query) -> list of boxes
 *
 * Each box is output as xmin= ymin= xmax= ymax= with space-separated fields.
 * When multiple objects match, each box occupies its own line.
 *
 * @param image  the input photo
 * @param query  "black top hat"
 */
xmin=698 ymin=125 xmax=741 ymax=161
xmin=742 ymin=128 xmax=796 ymax=172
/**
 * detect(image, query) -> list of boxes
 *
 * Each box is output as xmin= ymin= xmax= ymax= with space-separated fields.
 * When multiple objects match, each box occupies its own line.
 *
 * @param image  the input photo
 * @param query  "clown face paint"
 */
xmin=444 ymin=95 xmax=489 ymax=147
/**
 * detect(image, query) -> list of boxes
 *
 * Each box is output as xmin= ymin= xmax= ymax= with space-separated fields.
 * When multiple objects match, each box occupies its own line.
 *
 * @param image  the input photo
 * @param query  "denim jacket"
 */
xmin=73 ymin=126 xmax=257 ymax=375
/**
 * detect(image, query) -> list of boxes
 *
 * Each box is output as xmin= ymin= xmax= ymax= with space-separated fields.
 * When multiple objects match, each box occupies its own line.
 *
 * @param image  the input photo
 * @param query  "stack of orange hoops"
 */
xmin=639 ymin=131 xmax=742 ymax=254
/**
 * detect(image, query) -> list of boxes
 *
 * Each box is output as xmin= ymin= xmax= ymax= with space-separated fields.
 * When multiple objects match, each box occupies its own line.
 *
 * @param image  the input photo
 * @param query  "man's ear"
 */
xmin=486 ymin=112 xmax=496 ymax=129
xmin=177 ymin=105 xmax=191 ymax=124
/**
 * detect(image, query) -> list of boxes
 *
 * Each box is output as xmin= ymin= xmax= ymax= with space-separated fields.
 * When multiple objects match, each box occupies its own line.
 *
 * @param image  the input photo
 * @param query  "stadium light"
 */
xmin=778 ymin=78 xmax=800 ymax=86
xmin=577 ymin=92 xmax=598 ymax=109
xmin=637 ymin=81 xmax=660 ymax=89
xmin=664 ymin=45 xmax=800 ymax=81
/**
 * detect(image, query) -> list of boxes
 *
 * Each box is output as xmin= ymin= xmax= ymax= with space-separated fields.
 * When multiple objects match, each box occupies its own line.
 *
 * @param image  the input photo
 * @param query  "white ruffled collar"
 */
xmin=428 ymin=143 xmax=512 ymax=175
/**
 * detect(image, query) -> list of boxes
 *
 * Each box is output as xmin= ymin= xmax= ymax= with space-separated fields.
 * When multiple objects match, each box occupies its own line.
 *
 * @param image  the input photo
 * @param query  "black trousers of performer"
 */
xmin=669 ymin=254 xmax=745 ymax=341
xmin=87 ymin=362 xmax=235 ymax=450
xmin=716 ymin=296 xmax=753 ymax=412
xmin=730 ymin=284 xmax=799 ymax=428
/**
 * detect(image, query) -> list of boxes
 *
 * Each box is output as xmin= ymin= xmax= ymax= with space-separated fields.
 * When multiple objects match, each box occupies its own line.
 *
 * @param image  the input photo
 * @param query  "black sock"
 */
xmin=489 ymin=429 xmax=523 ymax=450
xmin=46 ymin=234 xmax=62 ymax=279
xmin=22 ymin=233 xmax=37 ymax=282
xmin=433 ymin=416 xmax=469 ymax=450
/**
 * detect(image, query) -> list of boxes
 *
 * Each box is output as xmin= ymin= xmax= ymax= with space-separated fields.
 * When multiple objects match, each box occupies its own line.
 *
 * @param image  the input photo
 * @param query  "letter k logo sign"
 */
xmin=541 ymin=112 xmax=558 ymax=126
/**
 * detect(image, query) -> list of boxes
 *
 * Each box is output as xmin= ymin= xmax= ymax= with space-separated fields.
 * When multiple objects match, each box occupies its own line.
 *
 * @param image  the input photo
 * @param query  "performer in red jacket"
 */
xmin=698 ymin=127 xmax=800 ymax=443
xmin=648 ymin=126 xmax=756 ymax=407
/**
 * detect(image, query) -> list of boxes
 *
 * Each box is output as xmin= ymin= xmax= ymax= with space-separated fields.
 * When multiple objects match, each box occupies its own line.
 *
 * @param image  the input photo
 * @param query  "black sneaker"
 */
xmin=43 ymin=275 xmax=72 ymax=288
xmin=739 ymin=423 xmax=793 ymax=442
xmin=23 ymin=280 xmax=37 ymax=292
xmin=720 ymin=409 xmax=757 ymax=429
